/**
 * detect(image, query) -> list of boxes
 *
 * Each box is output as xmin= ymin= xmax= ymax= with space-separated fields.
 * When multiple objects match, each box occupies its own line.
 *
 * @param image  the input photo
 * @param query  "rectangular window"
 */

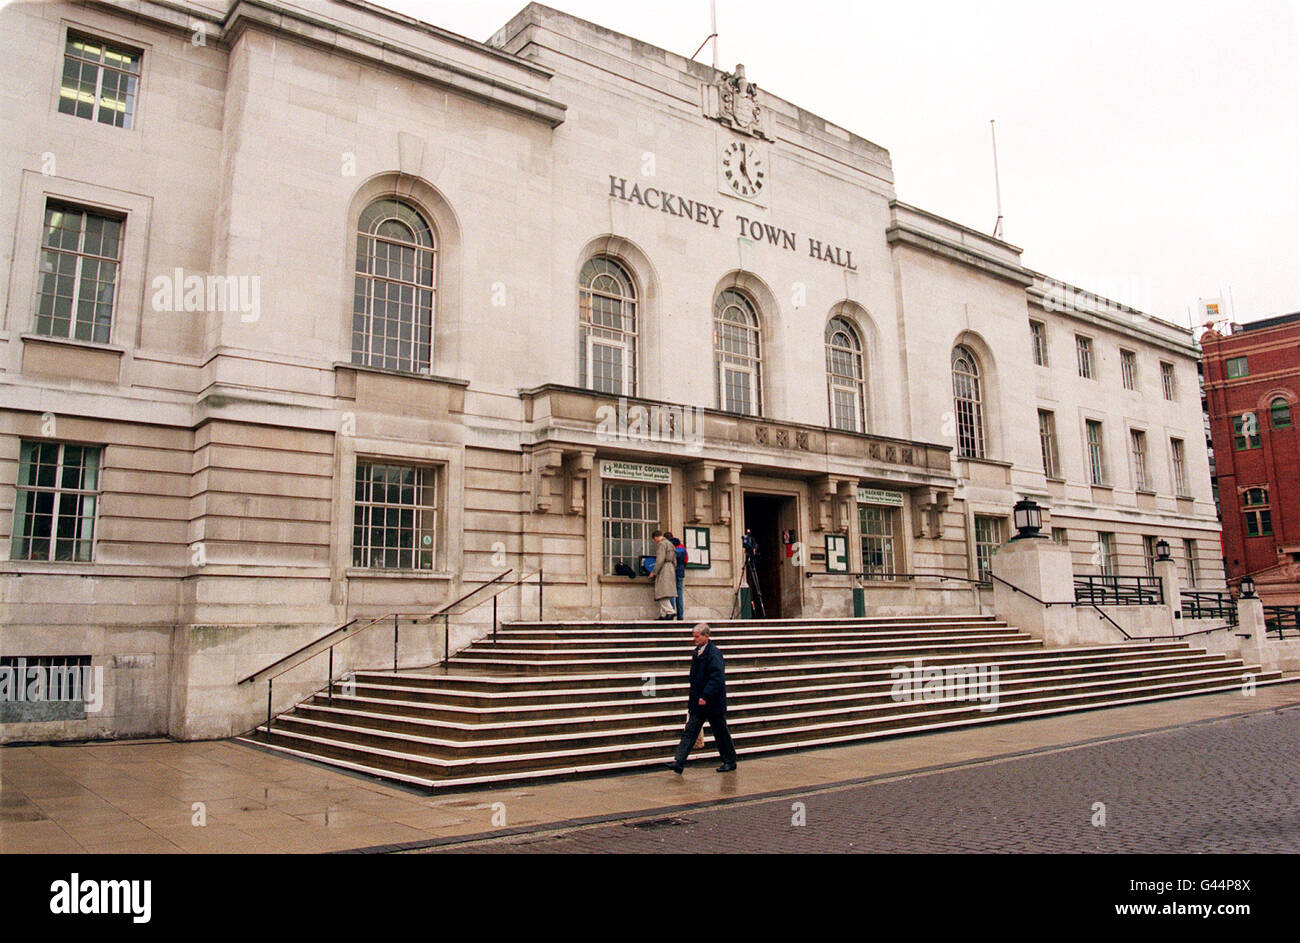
xmin=587 ymin=335 xmax=631 ymax=396
xmin=1225 ymin=356 xmax=1249 ymax=379
xmin=859 ymin=505 xmax=898 ymax=580
xmin=1183 ymin=538 xmax=1199 ymax=588
xmin=1130 ymin=428 xmax=1150 ymax=490
xmin=1142 ymin=535 xmax=1158 ymax=577
xmin=34 ymin=202 xmax=123 ymax=343
xmin=1120 ymin=349 xmax=1137 ymax=390
xmin=11 ymin=440 xmax=101 ymax=562
xmin=1030 ymin=319 xmax=1048 ymax=366
xmin=1097 ymin=531 xmax=1117 ymax=576
xmin=973 ymin=516 xmax=1003 ymax=582
xmin=1038 ymin=409 xmax=1060 ymax=478
xmin=1086 ymin=420 xmax=1107 ymax=485
xmin=1241 ymin=488 xmax=1272 ymax=537
xmin=602 ymin=481 xmax=660 ymax=576
xmin=720 ymin=363 xmax=758 ymax=416
xmin=1232 ymin=414 xmax=1261 ymax=451
xmin=1160 ymin=361 xmax=1177 ymax=400
xmin=1171 ymin=438 xmax=1189 ymax=496
xmin=352 ymin=461 xmax=438 ymax=569
xmin=58 ymin=33 xmax=141 ymax=128
xmin=1052 ymin=527 xmax=1069 ymax=546
xmin=1076 ymin=335 xmax=1094 ymax=379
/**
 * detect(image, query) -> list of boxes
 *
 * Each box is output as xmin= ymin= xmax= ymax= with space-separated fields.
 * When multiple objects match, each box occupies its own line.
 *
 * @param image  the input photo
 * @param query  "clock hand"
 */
xmin=739 ymin=143 xmax=748 ymax=181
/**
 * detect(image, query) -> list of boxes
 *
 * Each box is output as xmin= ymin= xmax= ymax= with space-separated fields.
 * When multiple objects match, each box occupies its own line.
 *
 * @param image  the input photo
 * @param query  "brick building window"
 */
xmin=12 ymin=440 xmax=101 ymax=562
xmin=1225 ymin=356 xmax=1249 ymax=379
xmin=1241 ymin=488 xmax=1272 ymax=538
xmin=1271 ymin=397 xmax=1292 ymax=429
xmin=352 ymin=461 xmax=438 ymax=569
xmin=1232 ymin=414 xmax=1261 ymax=451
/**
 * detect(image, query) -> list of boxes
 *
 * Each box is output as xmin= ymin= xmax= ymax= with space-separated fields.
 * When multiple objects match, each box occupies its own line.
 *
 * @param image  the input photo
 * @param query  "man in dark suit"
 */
xmin=667 ymin=622 xmax=738 ymax=773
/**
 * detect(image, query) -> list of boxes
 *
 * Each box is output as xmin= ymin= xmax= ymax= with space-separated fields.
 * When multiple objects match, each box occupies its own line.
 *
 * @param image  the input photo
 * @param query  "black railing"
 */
xmin=1073 ymin=575 xmax=1164 ymax=607
xmin=806 ymin=570 xmax=992 ymax=587
xmin=1181 ymin=591 xmax=1238 ymax=625
xmin=1264 ymin=605 xmax=1300 ymax=639
xmin=238 ymin=567 xmax=545 ymax=733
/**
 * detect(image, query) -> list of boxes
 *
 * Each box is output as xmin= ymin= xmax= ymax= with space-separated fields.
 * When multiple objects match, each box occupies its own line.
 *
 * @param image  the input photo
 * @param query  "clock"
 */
xmin=720 ymin=139 xmax=766 ymax=200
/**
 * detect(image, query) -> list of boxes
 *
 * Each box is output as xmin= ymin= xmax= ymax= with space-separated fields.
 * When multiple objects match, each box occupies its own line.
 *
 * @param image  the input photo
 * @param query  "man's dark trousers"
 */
xmin=674 ymin=709 xmax=737 ymax=768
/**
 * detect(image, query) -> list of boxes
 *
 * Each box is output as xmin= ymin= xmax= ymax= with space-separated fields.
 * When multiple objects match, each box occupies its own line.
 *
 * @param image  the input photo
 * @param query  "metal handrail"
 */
xmin=238 ymin=567 xmax=535 ymax=735
xmin=1073 ymin=574 xmax=1164 ymax=606
xmin=988 ymin=573 xmax=1075 ymax=607
xmin=806 ymin=570 xmax=991 ymax=586
xmin=437 ymin=567 xmax=545 ymax=666
xmin=1180 ymin=590 xmax=1239 ymax=625
xmin=1264 ymin=604 xmax=1300 ymax=639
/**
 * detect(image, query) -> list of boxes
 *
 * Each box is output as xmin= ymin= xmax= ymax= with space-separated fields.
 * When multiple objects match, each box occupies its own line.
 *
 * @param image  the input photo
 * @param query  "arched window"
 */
xmin=578 ymin=256 xmax=637 ymax=395
xmin=1271 ymin=397 xmax=1292 ymax=429
xmin=952 ymin=345 xmax=986 ymax=458
xmin=352 ymin=198 xmax=436 ymax=373
xmin=714 ymin=288 xmax=762 ymax=416
xmin=826 ymin=316 xmax=866 ymax=432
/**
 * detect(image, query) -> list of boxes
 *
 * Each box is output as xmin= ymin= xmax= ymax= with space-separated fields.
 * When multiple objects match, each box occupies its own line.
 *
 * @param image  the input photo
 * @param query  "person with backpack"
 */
xmin=650 ymin=530 xmax=677 ymax=620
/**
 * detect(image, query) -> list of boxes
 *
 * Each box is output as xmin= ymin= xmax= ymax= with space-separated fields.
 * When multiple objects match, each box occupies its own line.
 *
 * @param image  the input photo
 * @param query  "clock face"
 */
xmin=721 ymin=140 xmax=766 ymax=199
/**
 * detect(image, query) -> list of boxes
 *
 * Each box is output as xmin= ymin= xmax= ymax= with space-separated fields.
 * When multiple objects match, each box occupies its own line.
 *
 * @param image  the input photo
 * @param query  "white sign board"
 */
xmin=600 ymin=460 xmax=672 ymax=484
xmin=856 ymin=487 xmax=904 ymax=507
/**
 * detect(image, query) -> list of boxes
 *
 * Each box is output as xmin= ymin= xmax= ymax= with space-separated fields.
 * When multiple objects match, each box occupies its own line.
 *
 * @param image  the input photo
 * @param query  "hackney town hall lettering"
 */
xmin=607 ymin=175 xmax=858 ymax=270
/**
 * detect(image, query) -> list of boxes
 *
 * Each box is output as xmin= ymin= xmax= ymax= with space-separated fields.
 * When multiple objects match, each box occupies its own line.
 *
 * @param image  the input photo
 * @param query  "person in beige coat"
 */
xmin=651 ymin=530 xmax=678 ymax=620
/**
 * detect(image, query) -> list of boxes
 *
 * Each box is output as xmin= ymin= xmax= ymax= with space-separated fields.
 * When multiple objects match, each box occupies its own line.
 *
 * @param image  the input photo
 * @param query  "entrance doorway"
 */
xmin=742 ymin=493 xmax=795 ymax=618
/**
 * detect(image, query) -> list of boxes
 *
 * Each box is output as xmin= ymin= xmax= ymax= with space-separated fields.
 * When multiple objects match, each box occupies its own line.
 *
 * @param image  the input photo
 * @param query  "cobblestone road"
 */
xmin=431 ymin=707 xmax=1300 ymax=853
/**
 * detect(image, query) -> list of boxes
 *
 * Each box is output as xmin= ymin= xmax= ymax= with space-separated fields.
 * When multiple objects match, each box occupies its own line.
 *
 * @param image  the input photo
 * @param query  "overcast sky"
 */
xmin=380 ymin=0 xmax=1299 ymax=328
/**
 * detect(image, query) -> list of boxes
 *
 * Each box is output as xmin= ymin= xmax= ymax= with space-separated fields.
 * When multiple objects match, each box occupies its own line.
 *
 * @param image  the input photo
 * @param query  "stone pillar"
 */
xmin=1155 ymin=558 xmax=1182 ymax=627
xmin=991 ymin=536 xmax=1076 ymax=645
xmin=1237 ymin=595 xmax=1274 ymax=673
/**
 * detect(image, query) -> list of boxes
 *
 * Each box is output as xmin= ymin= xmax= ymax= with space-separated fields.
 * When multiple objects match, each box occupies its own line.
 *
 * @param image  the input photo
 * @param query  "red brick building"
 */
xmin=1201 ymin=312 xmax=1300 ymax=603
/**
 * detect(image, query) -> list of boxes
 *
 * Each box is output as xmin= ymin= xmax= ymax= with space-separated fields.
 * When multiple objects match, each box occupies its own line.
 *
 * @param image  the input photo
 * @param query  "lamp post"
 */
xmin=1155 ymin=538 xmax=1171 ymax=562
xmin=1012 ymin=498 xmax=1043 ymax=539
xmin=1240 ymin=575 xmax=1256 ymax=599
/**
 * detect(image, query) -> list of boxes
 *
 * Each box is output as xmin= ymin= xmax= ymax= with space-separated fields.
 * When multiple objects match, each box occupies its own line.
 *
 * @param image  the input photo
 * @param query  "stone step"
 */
xmin=241 ymin=669 xmax=1292 ymax=788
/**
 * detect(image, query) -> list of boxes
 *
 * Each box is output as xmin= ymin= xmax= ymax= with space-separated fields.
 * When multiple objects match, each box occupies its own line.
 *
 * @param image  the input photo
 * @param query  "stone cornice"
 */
xmin=85 ymin=0 xmax=567 ymax=127
xmin=886 ymin=223 xmax=1034 ymax=288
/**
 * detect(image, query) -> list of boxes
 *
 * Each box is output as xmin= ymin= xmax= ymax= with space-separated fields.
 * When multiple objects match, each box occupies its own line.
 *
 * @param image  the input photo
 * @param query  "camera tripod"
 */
xmin=743 ymin=547 xmax=767 ymax=619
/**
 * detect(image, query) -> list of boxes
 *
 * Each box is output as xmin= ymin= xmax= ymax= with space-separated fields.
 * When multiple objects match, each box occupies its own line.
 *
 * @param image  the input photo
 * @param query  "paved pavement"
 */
xmin=3 ymin=684 xmax=1298 ymax=853
xmin=428 ymin=705 xmax=1300 ymax=853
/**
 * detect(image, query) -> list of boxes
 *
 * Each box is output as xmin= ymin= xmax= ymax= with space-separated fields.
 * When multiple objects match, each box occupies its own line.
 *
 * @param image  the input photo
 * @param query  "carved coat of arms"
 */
xmin=715 ymin=64 xmax=770 ymax=140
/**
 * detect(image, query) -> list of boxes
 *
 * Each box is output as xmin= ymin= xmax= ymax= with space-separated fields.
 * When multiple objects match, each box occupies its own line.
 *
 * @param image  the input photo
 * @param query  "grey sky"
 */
xmin=379 ymin=0 xmax=1299 ymax=328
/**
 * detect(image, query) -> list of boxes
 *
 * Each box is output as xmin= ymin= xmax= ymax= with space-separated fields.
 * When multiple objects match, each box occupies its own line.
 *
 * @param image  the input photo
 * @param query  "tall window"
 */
xmin=1085 ymin=419 xmax=1107 ymax=485
xmin=352 ymin=199 xmax=436 ymax=374
xmin=1120 ymin=350 xmax=1137 ymax=390
xmin=1161 ymin=362 xmax=1177 ymax=400
xmin=1029 ymin=319 xmax=1048 ymax=366
xmin=1170 ymin=438 xmax=1189 ymax=496
xmin=951 ymin=345 xmax=985 ymax=459
xmin=1130 ymin=428 xmax=1150 ymax=490
xmin=1038 ymin=409 xmax=1060 ymax=478
xmin=1242 ymin=488 xmax=1272 ymax=537
xmin=578 ymin=256 xmax=637 ymax=395
xmin=859 ymin=504 xmax=897 ymax=580
xmin=826 ymin=316 xmax=866 ymax=432
xmin=1097 ymin=531 xmax=1117 ymax=576
xmin=58 ymin=33 xmax=141 ymax=128
xmin=1183 ymin=538 xmax=1199 ymax=588
xmin=1142 ymin=535 xmax=1158 ymax=577
xmin=352 ymin=461 xmax=439 ymax=569
xmin=1226 ymin=356 xmax=1249 ymax=379
xmin=1271 ymin=397 xmax=1292 ymax=429
xmin=973 ymin=516 xmax=1003 ymax=581
xmin=1076 ymin=335 xmax=1094 ymax=379
xmin=1232 ymin=414 xmax=1261 ymax=451
xmin=12 ymin=440 xmax=101 ymax=563
xmin=602 ymin=482 xmax=659 ymax=575
xmin=714 ymin=289 xmax=762 ymax=415
xmin=35 ymin=202 xmax=122 ymax=343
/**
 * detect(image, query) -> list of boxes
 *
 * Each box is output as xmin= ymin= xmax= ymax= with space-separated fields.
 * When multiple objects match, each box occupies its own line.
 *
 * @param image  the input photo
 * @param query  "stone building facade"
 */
xmin=0 ymin=0 xmax=1224 ymax=740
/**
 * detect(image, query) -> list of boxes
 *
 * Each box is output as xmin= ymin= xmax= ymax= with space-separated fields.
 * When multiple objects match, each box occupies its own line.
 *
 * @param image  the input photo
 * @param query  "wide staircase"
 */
xmin=237 ymin=614 xmax=1290 ymax=790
